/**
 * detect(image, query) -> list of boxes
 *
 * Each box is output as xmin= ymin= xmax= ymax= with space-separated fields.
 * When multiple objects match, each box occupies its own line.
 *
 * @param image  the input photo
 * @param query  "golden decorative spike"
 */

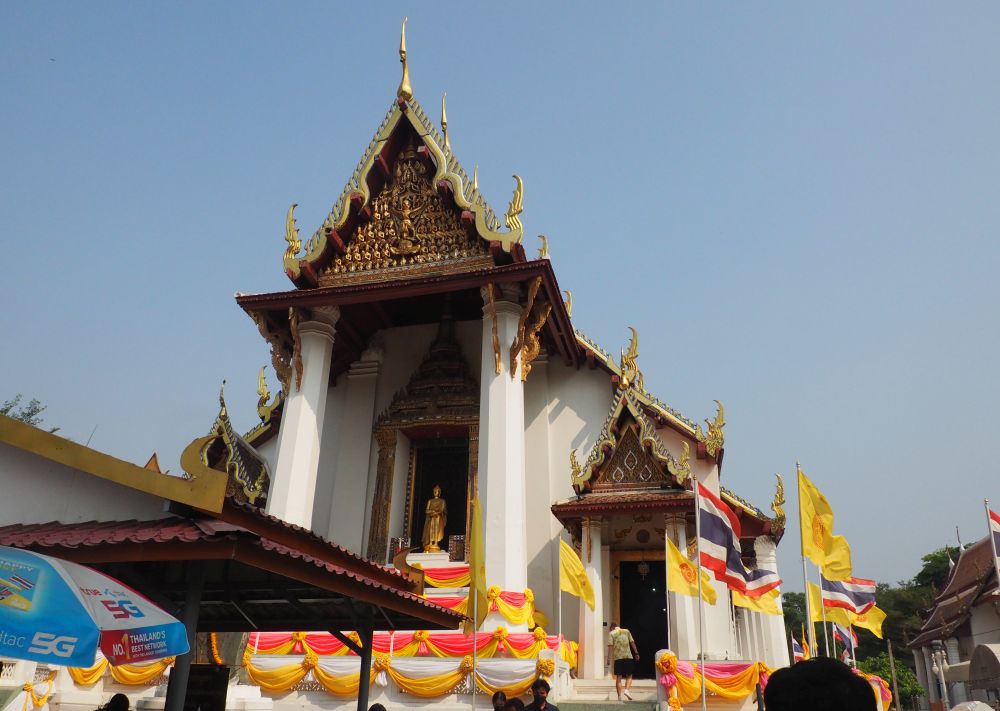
xmin=771 ymin=473 xmax=786 ymax=529
xmin=699 ymin=400 xmax=726 ymax=458
xmin=619 ymin=326 xmax=641 ymax=389
xmin=397 ymin=18 xmax=413 ymax=100
xmin=472 ymin=165 xmax=478 ymax=191
xmin=563 ymin=290 xmax=573 ymax=317
xmin=284 ymin=203 xmax=301 ymax=263
xmin=256 ymin=367 xmax=270 ymax=420
xmin=441 ymin=92 xmax=449 ymax=149
xmin=676 ymin=442 xmax=691 ymax=483
xmin=537 ymin=234 xmax=549 ymax=259
xmin=505 ymin=175 xmax=524 ymax=234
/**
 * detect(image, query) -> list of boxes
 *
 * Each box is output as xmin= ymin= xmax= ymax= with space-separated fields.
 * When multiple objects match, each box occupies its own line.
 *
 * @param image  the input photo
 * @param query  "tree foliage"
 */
xmin=1 ymin=394 xmax=58 ymax=433
xmin=859 ymin=651 xmax=923 ymax=708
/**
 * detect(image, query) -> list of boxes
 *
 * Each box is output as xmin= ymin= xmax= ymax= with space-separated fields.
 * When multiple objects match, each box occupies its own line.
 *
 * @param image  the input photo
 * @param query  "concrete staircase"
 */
xmin=563 ymin=678 xmax=659 ymax=705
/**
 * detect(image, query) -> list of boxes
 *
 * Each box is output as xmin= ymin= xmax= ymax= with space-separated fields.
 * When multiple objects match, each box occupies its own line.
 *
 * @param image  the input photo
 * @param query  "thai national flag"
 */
xmin=833 ymin=623 xmax=858 ymax=655
xmin=791 ymin=634 xmax=805 ymax=663
xmin=989 ymin=508 xmax=1000 ymax=571
xmin=697 ymin=483 xmax=782 ymax=597
xmin=820 ymin=574 xmax=876 ymax=614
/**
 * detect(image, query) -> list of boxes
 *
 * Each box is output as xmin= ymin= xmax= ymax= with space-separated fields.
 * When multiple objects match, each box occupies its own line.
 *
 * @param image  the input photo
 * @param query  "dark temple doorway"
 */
xmin=408 ymin=440 xmax=469 ymax=548
xmin=619 ymin=560 xmax=669 ymax=679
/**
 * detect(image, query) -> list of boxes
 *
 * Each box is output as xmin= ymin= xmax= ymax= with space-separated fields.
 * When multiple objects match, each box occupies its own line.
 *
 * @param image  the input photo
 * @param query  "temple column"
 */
xmin=665 ymin=513 xmax=697 ymax=659
xmin=578 ymin=519 xmax=605 ymax=679
xmin=477 ymin=285 xmax=527 ymax=591
xmin=753 ymin=536 xmax=790 ymax=667
xmin=267 ymin=306 xmax=339 ymax=529
xmin=912 ymin=650 xmax=930 ymax=711
xmin=327 ymin=338 xmax=383 ymax=551
xmin=946 ymin=637 xmax=967 ymax=703
xmin=922 ymin=647 xmax=939 ymax=704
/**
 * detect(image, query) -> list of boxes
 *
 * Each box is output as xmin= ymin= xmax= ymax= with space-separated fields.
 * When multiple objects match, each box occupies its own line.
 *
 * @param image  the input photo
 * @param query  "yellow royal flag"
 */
xmin=464 ymin=496 xmax=489 ymax=634
xmin=800 ymin=624 xmax=811 ymax=659
xmin=666 ymin=537 xmax=716 ymax=605
xmin=733 ymin=587 xmax=781 ymax=616
xmin=852 ymin=605 xmax=886 ymax=639
xmin=559 ymin=538 xmax=595 ymax=610
xmin=798 ymin=469 xmax=853 ymax=581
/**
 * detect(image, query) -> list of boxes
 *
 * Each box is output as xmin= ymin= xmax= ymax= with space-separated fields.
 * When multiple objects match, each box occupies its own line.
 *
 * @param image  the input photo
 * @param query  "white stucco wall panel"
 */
xmin=0 ymin=441 xmax=168 ymax=524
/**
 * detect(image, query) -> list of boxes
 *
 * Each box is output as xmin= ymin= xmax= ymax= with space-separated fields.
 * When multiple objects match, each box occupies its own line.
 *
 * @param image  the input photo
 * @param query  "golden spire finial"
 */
xmin=619 ymin=326 xmax=641 ymax=389
xmin=441 ymin=92 xmax=449 ymax=149
xmin=563 ymin=290 xmax=573 ymax=317
xmin=397 ymin=17 xmax=413 ymax=100
xmin=472 ymin=165 xmax=478 ymax=191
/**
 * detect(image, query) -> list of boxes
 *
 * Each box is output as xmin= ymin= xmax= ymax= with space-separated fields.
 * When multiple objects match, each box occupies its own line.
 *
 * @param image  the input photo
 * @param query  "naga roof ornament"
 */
xmin=440 ymin=92 xmax=449 ymax=149
xmin=695 ymin=399 xmax=726 ymax=458
xmin=618 ymin=326 xmax=643 ymax=390
xmin=771 ymin=473 xmax=786 ymax=532
xmin=280 ymin=21 xmax=525 ymax=285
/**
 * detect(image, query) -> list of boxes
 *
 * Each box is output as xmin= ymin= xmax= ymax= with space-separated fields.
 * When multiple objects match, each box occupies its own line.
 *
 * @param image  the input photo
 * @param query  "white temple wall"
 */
xmin=0 ymin=441 xmax=168 ymax=524
xmin=969 ymin=603 xmax=1000 ymax=646
xmin=254 ymin=436 xmax=278 ymax=478
xmin=523 ymin=356 xmax=555 ymax=614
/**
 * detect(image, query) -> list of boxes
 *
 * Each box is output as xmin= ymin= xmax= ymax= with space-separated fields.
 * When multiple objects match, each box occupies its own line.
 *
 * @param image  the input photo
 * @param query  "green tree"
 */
xmin=1 ymin=394 xmax=59 ymax=433
xmin=858 ymin=651 xmax=923 ymax=711
xmin=913 ymin=547 xmax=959 ymax=591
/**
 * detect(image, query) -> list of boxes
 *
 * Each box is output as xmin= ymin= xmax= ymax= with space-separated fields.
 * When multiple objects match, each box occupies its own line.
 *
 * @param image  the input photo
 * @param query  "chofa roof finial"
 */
xmin=441 ymin=91 xmax=449 ymax=149
xmin=397 ymin=17 xmax=413 ymax=100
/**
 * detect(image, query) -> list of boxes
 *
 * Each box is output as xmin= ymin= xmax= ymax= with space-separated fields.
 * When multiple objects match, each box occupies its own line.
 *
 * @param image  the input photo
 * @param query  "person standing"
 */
xmin=606 ymin=623 xmax=639 ymax=701
xmin=523 ymin=678 xmax=558 ymax=711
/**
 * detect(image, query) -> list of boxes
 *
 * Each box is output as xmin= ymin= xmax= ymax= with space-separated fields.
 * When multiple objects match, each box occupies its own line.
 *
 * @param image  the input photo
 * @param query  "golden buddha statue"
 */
xmin=421 ymin=485 xmax=448 ymax=553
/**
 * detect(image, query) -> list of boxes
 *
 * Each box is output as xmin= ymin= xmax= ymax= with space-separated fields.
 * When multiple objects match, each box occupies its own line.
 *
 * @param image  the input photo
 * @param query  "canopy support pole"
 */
xmin=356 ymin=624 xmax=374 ymax=711
xmin=165 ymin=561 xmax=206 ymax=711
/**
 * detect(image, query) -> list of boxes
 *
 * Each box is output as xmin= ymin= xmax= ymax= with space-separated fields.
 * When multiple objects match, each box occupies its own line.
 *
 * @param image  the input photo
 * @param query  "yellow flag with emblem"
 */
xmin=666 ymin=537 xmax=716 ymax=605
xmin=463 ymin=496 xmax=489 ymax=634
xmin=799 ymin=468 xmax=852 ymax=581
xmin=733 ymin=587 xmax=782 ymax=615
xmin=851 ymin=605 xmax=886 ymax=639
xmin=559 ymin=538 xmax=595 ymax=610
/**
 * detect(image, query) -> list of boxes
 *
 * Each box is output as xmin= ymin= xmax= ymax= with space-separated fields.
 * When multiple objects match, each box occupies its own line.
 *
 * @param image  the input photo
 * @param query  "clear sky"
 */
xmin=2 ymin=3 xmax=998 ymax=590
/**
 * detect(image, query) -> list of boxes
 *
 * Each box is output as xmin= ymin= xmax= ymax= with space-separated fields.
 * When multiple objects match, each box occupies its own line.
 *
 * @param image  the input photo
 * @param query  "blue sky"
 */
xmin=2 ymin=3 xmax=998 ymax=589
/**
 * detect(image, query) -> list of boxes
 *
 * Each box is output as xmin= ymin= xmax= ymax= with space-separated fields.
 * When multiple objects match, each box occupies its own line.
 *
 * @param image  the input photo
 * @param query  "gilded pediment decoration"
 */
xmin=569 ymin=387 xmax=690 ymax=494
xmin=249 ymin=311 xmax=293 ymax=394
xmin=321 ymin=144 xmax=489 ymax=284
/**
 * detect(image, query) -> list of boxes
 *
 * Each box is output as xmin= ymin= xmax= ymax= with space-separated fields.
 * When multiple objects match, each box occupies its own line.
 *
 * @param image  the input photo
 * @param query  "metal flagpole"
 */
xmin=820 ymin=598 xmax=830 ymax=657
xmin=798 ymin=462 xmax=818 ymax=655
xmin=849 ymin=624 xmax=856 ymax=667
xmin=471 ymin=593 xmax=477 ymax=711
xmin=693 ymin=480 xmax=708 ymax=711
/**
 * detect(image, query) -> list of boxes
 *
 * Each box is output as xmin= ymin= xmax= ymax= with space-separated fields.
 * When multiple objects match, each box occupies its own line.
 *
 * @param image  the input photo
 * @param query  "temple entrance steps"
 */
xmin=564 ymin=678 xmax=659 ymax=703
xmin=558 ymin=703 xmax=657 ymax=711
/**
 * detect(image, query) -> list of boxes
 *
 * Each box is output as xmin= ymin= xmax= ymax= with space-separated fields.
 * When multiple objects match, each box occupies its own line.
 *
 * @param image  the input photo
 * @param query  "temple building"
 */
xmin=0 ymin=21 xmax=790 ymax=711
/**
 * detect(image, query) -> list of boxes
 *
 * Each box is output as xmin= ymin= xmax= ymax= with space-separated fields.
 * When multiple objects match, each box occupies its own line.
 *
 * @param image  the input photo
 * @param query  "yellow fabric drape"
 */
xmin=475 ymin=658 xmax=554 ymax=697
xmin=382 ymin=656 xmax=472 ymax=699
xmin=657 ymin=654 xmax=772 ymax=705
xmin=313 ymin=665 xmax=378 ymax=697
xmin=68 ymin=657 xmax=176 ymax=686
xmin=21 ymin=671 xmax=57 ymax=711
xmin=488 ymin=587 xmax=536 ymax=627
xmin=245 ymin=652 xmax=316 ymax=692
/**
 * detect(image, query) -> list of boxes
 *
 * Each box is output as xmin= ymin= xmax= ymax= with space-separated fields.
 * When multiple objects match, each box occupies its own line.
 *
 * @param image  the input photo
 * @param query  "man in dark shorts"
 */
xmin=606 ymin=623 xmax=639 ymax=701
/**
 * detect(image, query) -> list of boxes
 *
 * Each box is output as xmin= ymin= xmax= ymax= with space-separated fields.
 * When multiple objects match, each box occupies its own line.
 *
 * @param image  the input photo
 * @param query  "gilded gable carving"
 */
xmin=592 ymin=425 xmax=674 ymax=491
xmin=321 ymin=144 xmax=490 ymax=285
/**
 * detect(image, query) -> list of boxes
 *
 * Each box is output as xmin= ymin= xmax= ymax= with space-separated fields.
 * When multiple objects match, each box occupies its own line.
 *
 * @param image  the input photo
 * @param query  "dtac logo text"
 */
xmin=100 ymin=599 xmax=145 ymax=620
xmin=28 ymin=632 xmax=78 ymax=658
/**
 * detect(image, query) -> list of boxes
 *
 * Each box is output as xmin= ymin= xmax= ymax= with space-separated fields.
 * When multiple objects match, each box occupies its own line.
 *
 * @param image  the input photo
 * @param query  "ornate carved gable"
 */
xmin=377 ymin=309 xmax=479 ymax=426
xmin=570 ymin=388 xmax=690 ymax=494
xmin=321 ymin=140 xmax=491 ymax=286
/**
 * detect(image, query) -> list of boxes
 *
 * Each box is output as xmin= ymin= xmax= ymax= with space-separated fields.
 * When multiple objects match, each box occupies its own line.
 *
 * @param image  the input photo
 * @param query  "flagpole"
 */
xmin=887 ymin=640 xmax=901 ymax=711
xmin=820 ymin=594 xmax=830 ymax=657
xmin=471 ymin=592 xmax=477 ymax=711
xmin=985 ymin=499 xmax=1000 ymax=582
xmin=693 ymin=481 xmax=708 ymax=711
xmin=798 ymin=463 xmax=818 ymax=655
xmin=849 ymin=624 xmax=856 ymax=667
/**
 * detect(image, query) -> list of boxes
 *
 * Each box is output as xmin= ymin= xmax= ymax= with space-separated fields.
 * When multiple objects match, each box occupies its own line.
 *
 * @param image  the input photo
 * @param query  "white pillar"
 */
xmin=477 ymin=287 xmax=528 ymax=591
xmin=946 ymin=637 xmax=968 ymax=703
xmin=327 ymin=339 xmax=383 ymax=551
xmin=912 ymin=650 xmax=931 ymax=711
xmin=753 ymin=536 xmax=790 ymax=668
xmin=578 ymin=519 xmax=605 ymax=680
xmin=266 ymin=306 xmax=339 ymax=528
xmin=922 ymin=647 xmax=939 ymax=704
xmin=666 ymin=513 xmax=697 ymax=660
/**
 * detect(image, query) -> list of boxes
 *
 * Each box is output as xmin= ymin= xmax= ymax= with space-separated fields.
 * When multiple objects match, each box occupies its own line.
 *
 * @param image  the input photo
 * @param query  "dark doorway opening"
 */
xmin=619 ymin=560 xmax=669 ymax=679
xmin=409 ymin=440 xmax=469 ymax=546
